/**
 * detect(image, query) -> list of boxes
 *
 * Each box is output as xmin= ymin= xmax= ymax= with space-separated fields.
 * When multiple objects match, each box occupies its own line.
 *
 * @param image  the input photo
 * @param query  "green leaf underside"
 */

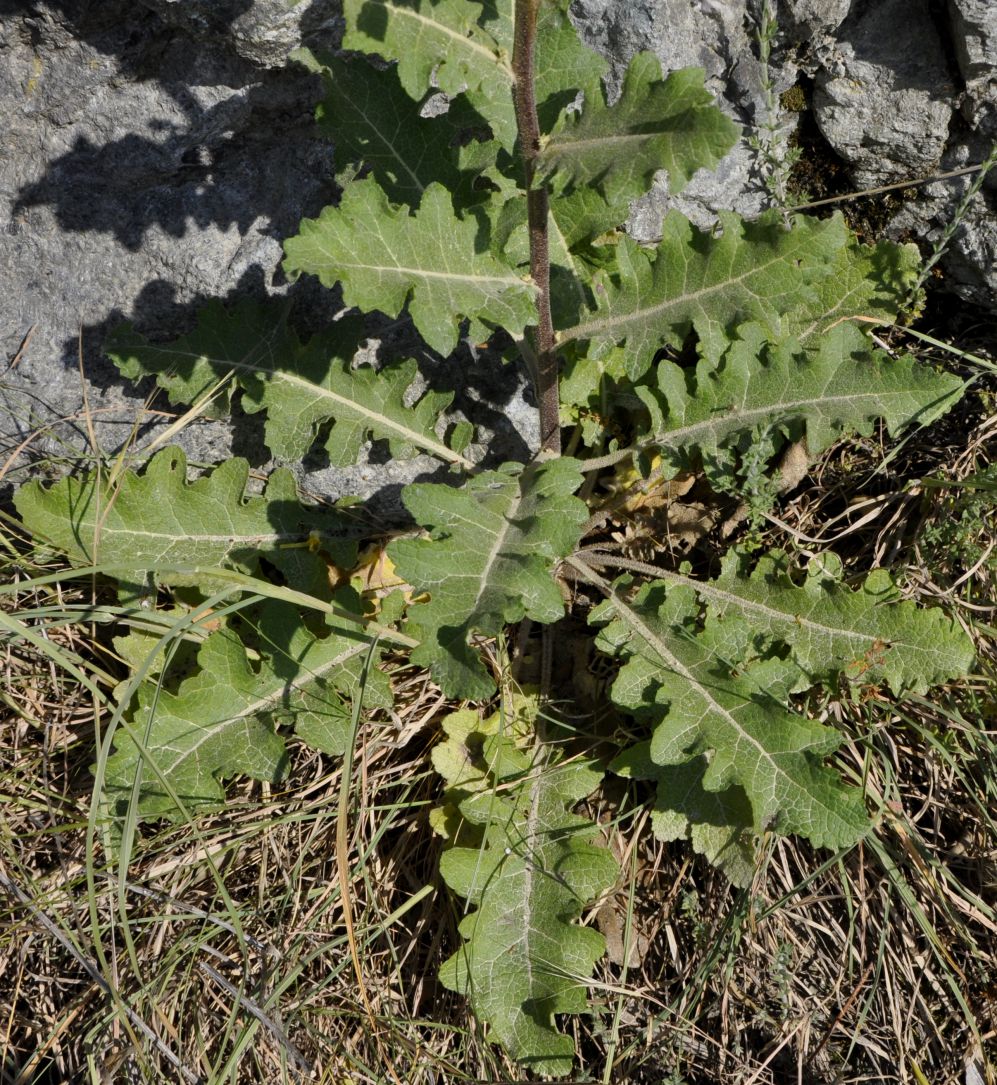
xmin=439 ymin=739 xmax=617 ymax=1076
xmin=108 ymin=301 xmax=468 ymax=467
xmin=593 ymin=578 xmax=869 ymax=850
xmin=13 ymin=448 xmax=358 ymax=594
xmin=389 ymin=458 xmax=587 ymax=698
xmin=640 ymin=322 xmax=964 ymax=477
xmin=284 ymin=181 xmax=537 ymax=357
xmin=106 ymin=603 xmax=391 ymax=818
xmin=663 ymin=549 xmax=975 ymax=696
xmin=557 ymin=211 xmax=895 ymax=380
xmin=538 ymin=57 xmax=739 ymax=237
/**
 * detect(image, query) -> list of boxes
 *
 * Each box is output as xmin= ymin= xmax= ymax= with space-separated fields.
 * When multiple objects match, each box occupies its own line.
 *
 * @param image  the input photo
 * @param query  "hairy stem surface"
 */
xmin=513 ymin=0 xmax=559 ymax=455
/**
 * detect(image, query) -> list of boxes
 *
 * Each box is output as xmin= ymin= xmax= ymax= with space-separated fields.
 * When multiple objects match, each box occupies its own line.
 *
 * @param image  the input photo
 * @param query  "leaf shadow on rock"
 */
xmin=10 ymin=1 xmax=338 ymax=253
xmin=3 ymin=0 xmax=537 ymax=511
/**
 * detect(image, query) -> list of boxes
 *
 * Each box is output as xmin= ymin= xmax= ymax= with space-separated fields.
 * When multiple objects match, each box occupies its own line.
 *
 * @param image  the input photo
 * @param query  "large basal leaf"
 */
xmin=538 ymin=56 xmax=739 ymax=246
xmin=638 ymin=322 xmax=964 ymax=482
xmin=109 ymin=301 xmax=469 ymax=468
xmin=284 ymin=180 xmax=537 ymax=357
xmin=439 ymin=733 xmax=617 ymax=1076
xmin=592 ymin=577 xmax=870 ymax=850
xmin=106 ymin=602 xmax=391 ymax=818
xmin=389 ymin=458 xmax=587 ymax=698
xmin=557 ymin=210 xmax=854 ymax=379
xmin=611 ymin=742 xmax=756 ymax=886
xmin=791 ymin=234 xmax=922 ymax=348
xmin=661 ymin=549 xmax=975 ymax=696
xmin=299 ymin=50 xmax=489 ymax=209
xmin=13 ymin=447 xmax=359 ymax=594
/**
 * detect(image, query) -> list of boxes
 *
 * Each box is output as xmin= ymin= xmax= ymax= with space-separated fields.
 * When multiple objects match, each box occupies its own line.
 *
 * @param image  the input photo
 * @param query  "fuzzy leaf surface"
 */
xmin=612 ymin=743 xmax=756 ymax=886
xmin=662 ymin=549 xmax=975 ymax=696
xmin=639 ymin=322 xmax=964 ymax=481
xmin=538 ymin=57 xmax=738 ymax=241
xmin=343 ymin=0 xmax=516 ymax=146
xmin=284 ymin=180 xmax=536 ymax=356
xmin=791 ymin=236 xmax=922 ymax=347
xmin=106 ymin=603 xmax=390 ymax=818
xmin=342 ymin=0 xmax=608 ymax=150
xmin=592 ymin=578 xmax=869 ymax=849
xmin=13 ymin=448 xmax=358 ymax=594
xmin=558 ymin=211 xmax=855 ymax=379
xmin=439 ymin=740 xmax=617 ymax=1076
xmin=389 ymin=459 xmax=586 ymax=698
xmin=301 ymin=50 xmax=488 ymax=207
xmin=108 ymin=301 xmax=468 ymax=466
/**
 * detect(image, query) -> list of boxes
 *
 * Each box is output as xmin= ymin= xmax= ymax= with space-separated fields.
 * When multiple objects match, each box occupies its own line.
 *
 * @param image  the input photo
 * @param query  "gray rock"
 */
xmin=140 ymin=0 xmax=331 ymax=69
xmin=888 ymin=136 xmax=997 ymax=309
xmin=813 ymin=0 xmax=956 ymax=187
xmin=777 ymin=0 xmax=850 ymax=41
xmin=628 ymin=141 xmax=770 ymax=240
xmin=949 ymin=0 xmax=997 ymax=135
xmin=0 ymin=1 xmax=341 ymax=485
xmin=3 ymin=0 xmax=997 ymax=511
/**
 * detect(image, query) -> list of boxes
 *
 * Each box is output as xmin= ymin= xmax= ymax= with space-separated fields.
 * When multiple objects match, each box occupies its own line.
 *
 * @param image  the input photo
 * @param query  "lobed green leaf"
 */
xmin=389 ymin=458 xmax=587 ymax=698
xmin=663 ymin=549 xmax=976 ymax=696
xmin=556 ymin=211 xmax=902 ymax=380
xmin=343 ymin=0 xmax=517 ymax=146
xmin=284 ymin=180 xmax=537 ymax=356
xmin=639 ymin=321 xmax=964 ymax=483
xmin=538 ymin=57 xmax=739 ymax=245
xmin=612 ymin=742 xmax=756 ymax=886
xmin=439 ymin=726 xmax=617 ymax=1076
xmin=299 ymin=49 xmax=491 ymax=209
xmin=106 ymin=602 xmax=391 ymax=819
xmin=108 ymin=301 xmax=470 ymax=467
xmin=592 ymin=576 xmax=870 ymax=851
xmin=13 ymin=447 xmax=359 ymax=595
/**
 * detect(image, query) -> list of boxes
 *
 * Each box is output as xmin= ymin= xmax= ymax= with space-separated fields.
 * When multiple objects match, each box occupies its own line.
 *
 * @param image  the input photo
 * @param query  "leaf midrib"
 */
xmin=660 ymin=568 xmax=949 ymax=670
xmin=470 ymin=478 xmax=526 ymax=616
xmin=575 ymin=562 xmax=856 ymax=836
xmin=324 ymin=258 xmax=526 ymax=287
xmin=557 ymin=245 xmax=811 ymax=345
xmin=543 ymin=129 xmax=667 ymax=159
xmin=656 ymin=387 xmax=924 ymax=448
xmin=126 ymin=344 xmax=473 ymax=468
xmin=156 ymin=639 xmax=370 ymax=780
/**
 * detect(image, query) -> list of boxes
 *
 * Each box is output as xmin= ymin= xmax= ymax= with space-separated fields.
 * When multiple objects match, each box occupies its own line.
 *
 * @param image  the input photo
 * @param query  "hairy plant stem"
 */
xmin=513 ymin=0 xmax=560 ymax=456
